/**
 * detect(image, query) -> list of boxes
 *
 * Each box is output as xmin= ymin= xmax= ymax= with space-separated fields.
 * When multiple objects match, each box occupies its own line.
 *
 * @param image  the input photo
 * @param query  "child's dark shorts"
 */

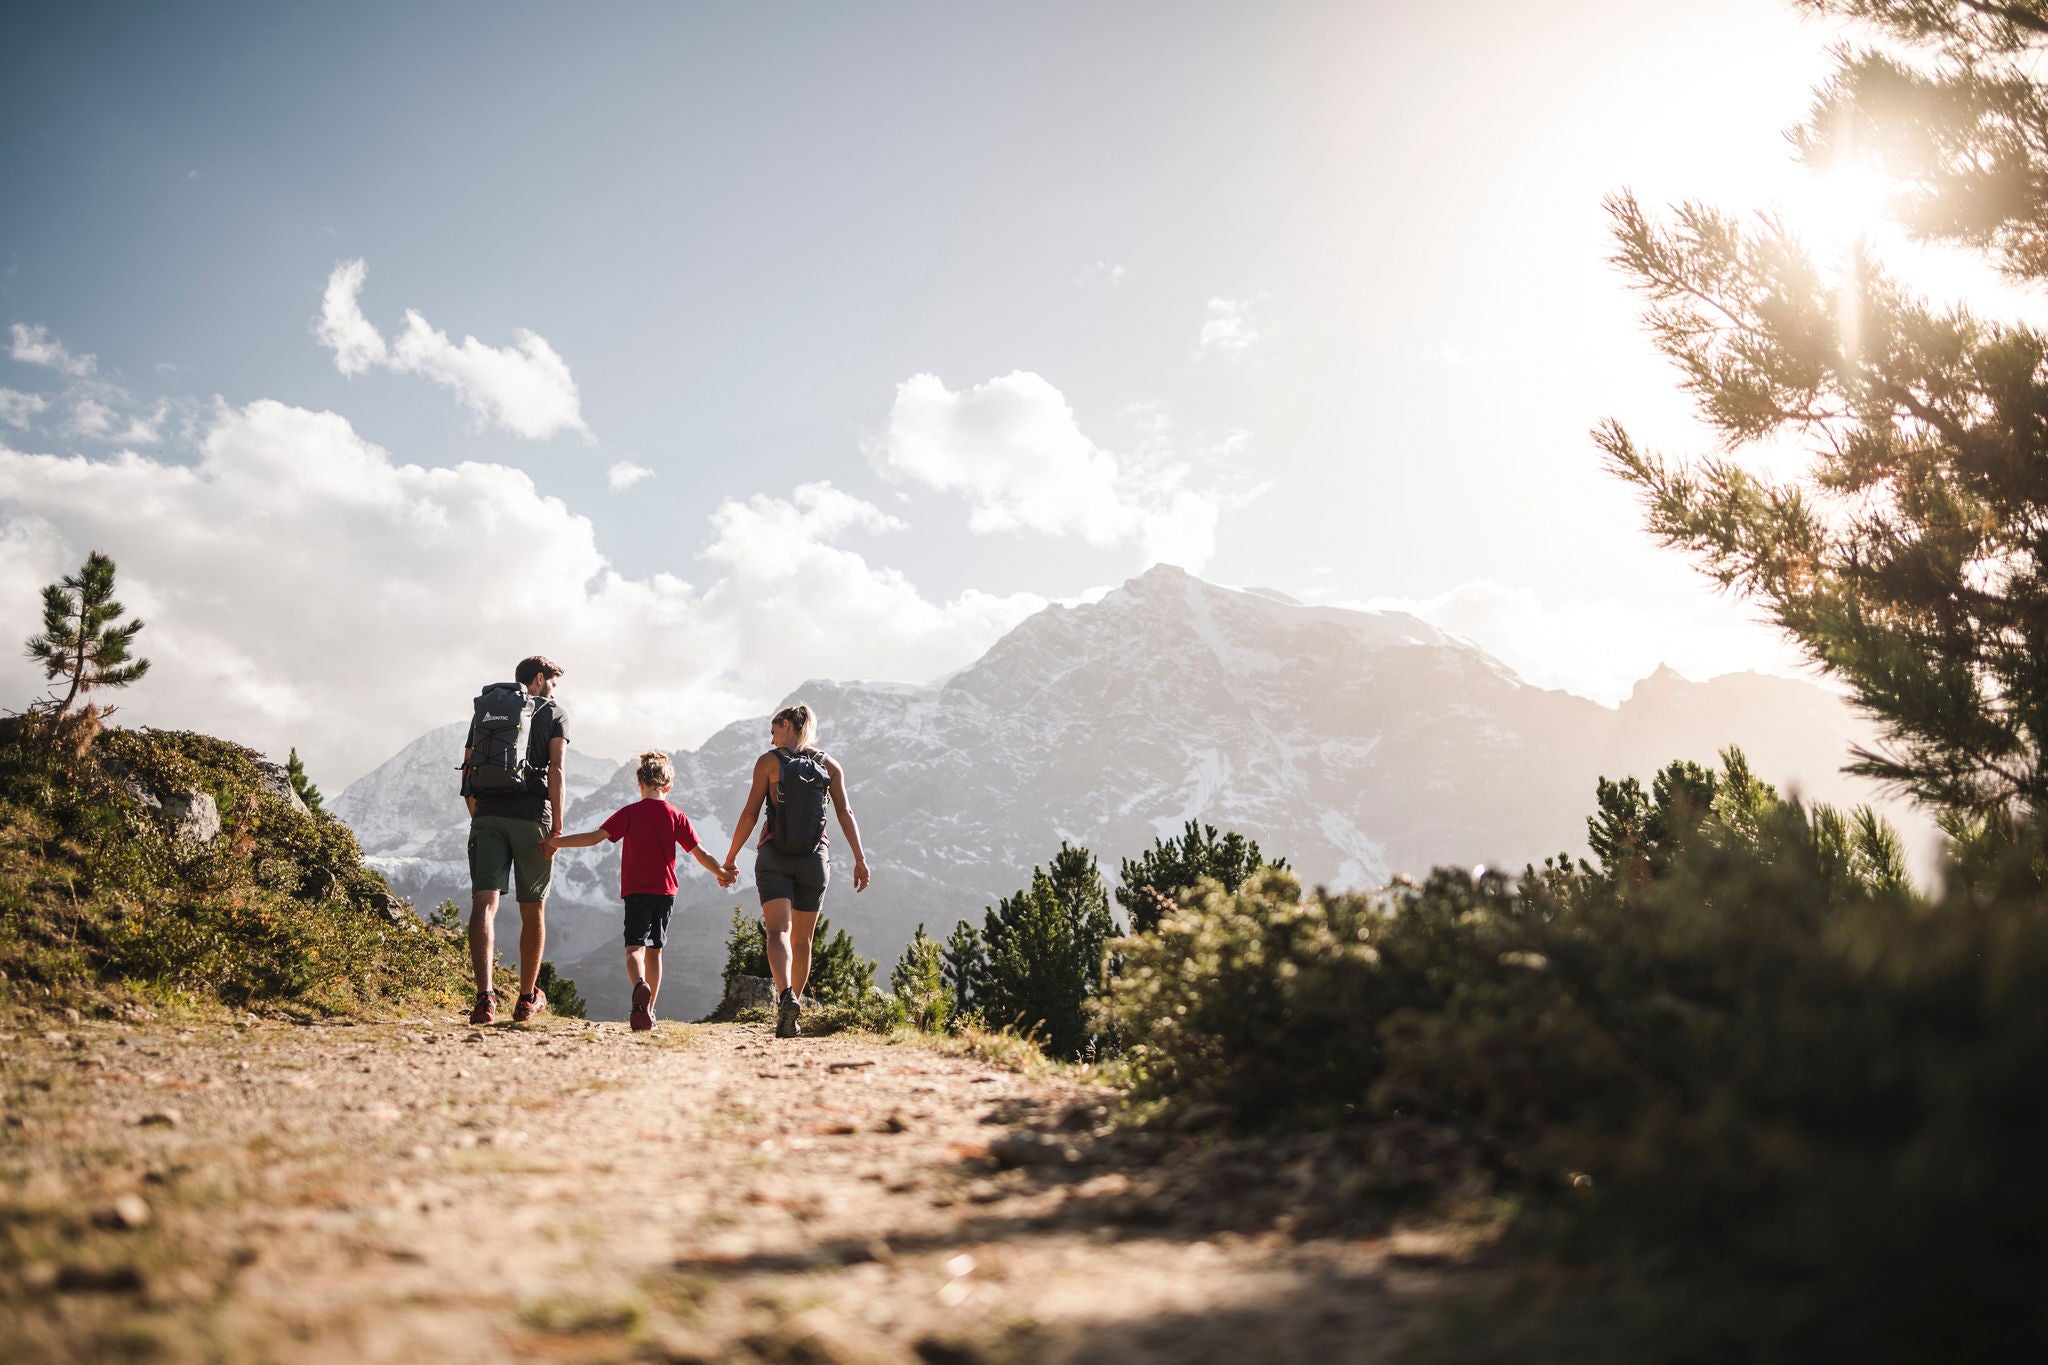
xmin=623 ymin=893 xmax=675 ymax=948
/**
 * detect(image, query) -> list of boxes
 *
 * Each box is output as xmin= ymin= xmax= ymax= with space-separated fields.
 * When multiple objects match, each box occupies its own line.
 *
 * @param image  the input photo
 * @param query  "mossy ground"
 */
xmin=0 ymin=721 xmax=471 ymax=1024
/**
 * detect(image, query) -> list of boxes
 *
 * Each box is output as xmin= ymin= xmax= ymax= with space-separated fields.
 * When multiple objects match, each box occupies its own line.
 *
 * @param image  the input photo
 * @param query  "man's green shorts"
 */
xmin=468 ymin=815 xmax=554 ymax=903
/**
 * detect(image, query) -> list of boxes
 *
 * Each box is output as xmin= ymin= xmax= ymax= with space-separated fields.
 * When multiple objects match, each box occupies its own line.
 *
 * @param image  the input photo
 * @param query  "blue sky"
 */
xmin=3 ymin=1 xmax=1887 ymax=784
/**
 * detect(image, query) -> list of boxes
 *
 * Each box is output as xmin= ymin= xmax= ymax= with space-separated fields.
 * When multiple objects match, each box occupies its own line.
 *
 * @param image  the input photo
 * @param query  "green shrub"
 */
xmin=1109 ymin=752 xmax=2048 ymax=1357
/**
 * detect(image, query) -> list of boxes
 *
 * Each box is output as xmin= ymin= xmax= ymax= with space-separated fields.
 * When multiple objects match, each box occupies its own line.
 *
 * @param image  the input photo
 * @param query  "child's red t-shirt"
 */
xmin=599 ymin=798 xmax=701 ymax=897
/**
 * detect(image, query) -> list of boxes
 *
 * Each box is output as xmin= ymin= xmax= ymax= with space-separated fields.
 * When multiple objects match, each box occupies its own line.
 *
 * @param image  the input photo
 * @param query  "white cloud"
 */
xmin=0 ymin=388 xmax=47 ymax=428
xmin=868 ymin=370 xmax=1225 ymax=572
xmin=0 ymin=402 xmax=1038 ymax=788
xmin=315 ymin=259 xmax=388 ymax=376
xmin=1195 ymin=296 xmax=1261 ymax=358
xmin=1360 ymin=580 xmax=1811 ymax=706
xmin=68 ymin=397 xmax=163 ymax=445
xmin=315 ymin=260 xmax=589 ymax=442
xmin=9 ymin=323 xmax=96 ymax=377
xmin=1077 ymin=260 xmax=1126 ymax=287
xmin=606 ymin=459 xmax=654 ymax=491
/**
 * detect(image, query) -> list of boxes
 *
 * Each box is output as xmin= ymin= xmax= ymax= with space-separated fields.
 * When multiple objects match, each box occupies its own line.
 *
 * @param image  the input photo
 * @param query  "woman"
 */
xmin=722 ymin=703 xmax=871 ymax=1038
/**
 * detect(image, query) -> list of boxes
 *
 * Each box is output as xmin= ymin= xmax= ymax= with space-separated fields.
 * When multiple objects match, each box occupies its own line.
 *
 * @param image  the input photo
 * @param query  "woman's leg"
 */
xmin=761 ymin=898 xmax=795 ymax=993
xmin=789 ymin=910 xmax=820 ymax=997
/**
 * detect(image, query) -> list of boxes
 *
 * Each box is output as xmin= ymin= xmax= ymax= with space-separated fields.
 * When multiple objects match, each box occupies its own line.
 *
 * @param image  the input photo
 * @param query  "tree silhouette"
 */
xmin=24 ymin=550 xmax=148 ymax=715
xmin=1603 ymin=1 xmax=2048 ymax=819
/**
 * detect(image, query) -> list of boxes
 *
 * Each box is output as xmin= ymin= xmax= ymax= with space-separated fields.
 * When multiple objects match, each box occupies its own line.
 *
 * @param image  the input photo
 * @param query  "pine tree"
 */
xmin=534 ymin=961 xmax=587 ymax=1018
xmin=942 ymin=920 xmax=984 ymax=1019
xmin=285 ymin=747 xmax=324 ymax=814
xmin=888 ymin=923 xmax=952 ymax=1032
xmin=23 ymin=550 xmax=149 ymax=715
xmin=978 ymin=843 xmax=1113 ymax=1059
xmin=720 ymin=905 xmax=769 ymax=989
xmin=1600 ymin=0 xmax=2048 ymax=819
xmin=805 ymin=916 xmax=876 ymax=1004
xmin=1116 ymin=820 xmax=1284 ymax=934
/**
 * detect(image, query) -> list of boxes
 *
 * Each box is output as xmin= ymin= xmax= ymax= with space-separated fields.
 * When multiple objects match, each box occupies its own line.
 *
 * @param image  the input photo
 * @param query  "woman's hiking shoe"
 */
xmin=776 ymin=988 xmax=801 ymax=1039
xmin=513 ymin=988 xmax=547 ymax=1023
xmin=629 ymin=981 xmax=653 ymax=1032
xmin=469 ymin=991 xmax=496 ymax=1026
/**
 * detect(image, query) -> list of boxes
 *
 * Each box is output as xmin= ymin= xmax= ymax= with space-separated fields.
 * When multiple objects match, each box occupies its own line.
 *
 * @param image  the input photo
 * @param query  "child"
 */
xmin=547 ymin=751 xmax=733 ymax=1031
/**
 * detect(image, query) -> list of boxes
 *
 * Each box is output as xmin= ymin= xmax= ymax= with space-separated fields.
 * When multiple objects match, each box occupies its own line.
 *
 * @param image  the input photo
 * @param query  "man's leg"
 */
xmin=645 ymin=947 xmax=663 ymax=1005
xmin=468 ymin=890 xmax=499 ymax=993
xmin=789 ymin=911 xmax=820 ymax=998
xmin=518 ymin=901 xmax=546 ymax=1000
xmin=762 ymin=899 xmax=794 ymax=993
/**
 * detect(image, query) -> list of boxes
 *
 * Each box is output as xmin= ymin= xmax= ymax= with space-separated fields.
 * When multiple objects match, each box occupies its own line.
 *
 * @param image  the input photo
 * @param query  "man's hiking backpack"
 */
xmin=466 ymin=682 xmax=539 ymax=793
xmin=770 ymin=748 xmax=832 ymax=855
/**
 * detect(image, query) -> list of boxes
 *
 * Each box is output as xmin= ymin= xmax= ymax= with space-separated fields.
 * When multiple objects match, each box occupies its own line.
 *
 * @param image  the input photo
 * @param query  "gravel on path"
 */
xmin=0 ymin=1014 xmax=1460 ymax=1363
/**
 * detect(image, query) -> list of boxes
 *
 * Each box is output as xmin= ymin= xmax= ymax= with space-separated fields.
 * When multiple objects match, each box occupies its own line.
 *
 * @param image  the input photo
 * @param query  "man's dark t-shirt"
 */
xmin=465 ymin=697 xmax=570 ymax=826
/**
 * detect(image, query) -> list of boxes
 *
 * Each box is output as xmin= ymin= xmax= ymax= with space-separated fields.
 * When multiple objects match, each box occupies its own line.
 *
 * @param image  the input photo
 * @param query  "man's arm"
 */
xmin=462 ymin=746 xmax=476 ymax=818
xmin=822 ymin=755 xmax=870 ymax=892
xmin=546 ymin=734 xmax=567 ymax=841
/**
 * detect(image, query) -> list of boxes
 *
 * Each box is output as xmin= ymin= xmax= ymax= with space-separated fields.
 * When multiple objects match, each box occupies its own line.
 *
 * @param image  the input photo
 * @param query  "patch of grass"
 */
xmin=518 ymin=1293 xmax=645 ymax=1335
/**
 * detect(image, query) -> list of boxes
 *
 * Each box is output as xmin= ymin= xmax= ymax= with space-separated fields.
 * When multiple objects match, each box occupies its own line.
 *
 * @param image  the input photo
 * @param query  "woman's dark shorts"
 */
xmin=755 ymin=845 xmax=830 ymax=914
xmin=623 ymin=893 xmax=675 ymax=948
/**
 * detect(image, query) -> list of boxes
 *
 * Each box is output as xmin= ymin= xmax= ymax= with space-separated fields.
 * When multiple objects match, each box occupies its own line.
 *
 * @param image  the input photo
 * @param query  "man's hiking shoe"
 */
xmin=469 ymin=991 xmax=496 ymax=1026
xmin=513 ymin=988 xmax=547 ymax=1023
xmin=629 ymin=981 xmax=653 ymax=1032
xmin=776 ymin=988 xmax=801 ymax=1039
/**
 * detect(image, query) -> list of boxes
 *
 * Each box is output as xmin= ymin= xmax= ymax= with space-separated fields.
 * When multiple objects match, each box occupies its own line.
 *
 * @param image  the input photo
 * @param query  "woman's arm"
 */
xmin=822 ymin=754 xmax=870 ymax=892
xmin=722 ymin=753 xmax=774 ymax=871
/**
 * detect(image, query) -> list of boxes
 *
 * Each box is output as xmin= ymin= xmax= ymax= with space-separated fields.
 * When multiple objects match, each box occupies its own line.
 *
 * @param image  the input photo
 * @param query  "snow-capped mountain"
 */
xmin=334 ymin=565 xmax=1926 ymax=1021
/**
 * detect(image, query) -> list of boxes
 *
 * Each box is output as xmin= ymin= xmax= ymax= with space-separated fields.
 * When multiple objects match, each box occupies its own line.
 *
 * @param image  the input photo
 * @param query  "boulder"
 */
xmin=160 ymin=789 xmax=220 ymax=850
xmin=251 ymin=759 xmax=310 ymax=816
xmin=367 ymin=891 xmax=411 ymax=926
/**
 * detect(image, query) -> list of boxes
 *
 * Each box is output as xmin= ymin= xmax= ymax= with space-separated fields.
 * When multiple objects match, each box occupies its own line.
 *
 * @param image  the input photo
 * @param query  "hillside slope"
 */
xmin=0 ymin=719 xmax=469 ymax=1020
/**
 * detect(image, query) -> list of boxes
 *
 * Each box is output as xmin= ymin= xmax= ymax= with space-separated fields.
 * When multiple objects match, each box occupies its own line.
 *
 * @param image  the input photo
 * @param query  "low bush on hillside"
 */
xmin=0 ymin=723 xmax=469 ymax=1018
xmin=1104 ymin=753 xmax=2048 ymax=1357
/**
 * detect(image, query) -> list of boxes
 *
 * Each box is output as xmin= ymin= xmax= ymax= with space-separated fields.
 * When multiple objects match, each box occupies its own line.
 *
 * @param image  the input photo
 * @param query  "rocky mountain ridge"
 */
xmin=334 ymin=565 xmax=1927 ymax=1021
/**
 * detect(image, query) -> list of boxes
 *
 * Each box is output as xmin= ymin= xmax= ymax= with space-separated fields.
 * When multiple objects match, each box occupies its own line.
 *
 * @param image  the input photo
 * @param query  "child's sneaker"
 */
xmin=629 ymin=980 xmax=653 ymax=1032
xmin=513 ymin=988 xmax=547 ymax=1023
xmin=469 ymin=991 xmax=496 ymax=1025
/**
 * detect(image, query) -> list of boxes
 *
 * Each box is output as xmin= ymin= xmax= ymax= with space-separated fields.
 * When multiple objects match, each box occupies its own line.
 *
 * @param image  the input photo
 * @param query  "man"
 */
xmin=461 ymin=655 xmax=570 ymax=1024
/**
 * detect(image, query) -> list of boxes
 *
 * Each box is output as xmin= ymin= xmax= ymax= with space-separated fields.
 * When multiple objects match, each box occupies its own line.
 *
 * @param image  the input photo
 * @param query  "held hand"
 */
xmin=542 ymin=832 xmax=560 ymax=861
xmin=717 ymin=867 xmax=738 ymax=889
xmin=852 ymin=858 xmax=871 ymax=893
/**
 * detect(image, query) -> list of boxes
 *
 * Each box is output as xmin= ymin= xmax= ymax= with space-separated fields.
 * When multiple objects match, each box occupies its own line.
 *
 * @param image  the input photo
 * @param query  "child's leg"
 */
xmin=624 ymin=945 xmax=645 ymax=986
xmin=645 ymin=947 xmax=663 ymax=1004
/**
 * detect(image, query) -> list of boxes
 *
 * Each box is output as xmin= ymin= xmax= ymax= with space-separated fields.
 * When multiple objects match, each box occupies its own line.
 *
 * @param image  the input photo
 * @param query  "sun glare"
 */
xmin=1781 ymin=164 xmax=1895 ymax=259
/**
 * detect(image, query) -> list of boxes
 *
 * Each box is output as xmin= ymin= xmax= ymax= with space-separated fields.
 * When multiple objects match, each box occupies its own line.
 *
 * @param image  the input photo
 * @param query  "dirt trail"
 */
xmin=1 ymin=1014 xmax=1464 ymax=1363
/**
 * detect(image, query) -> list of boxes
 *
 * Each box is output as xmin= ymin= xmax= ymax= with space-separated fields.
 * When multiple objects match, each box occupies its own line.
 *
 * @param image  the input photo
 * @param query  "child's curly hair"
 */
xmin=636 ymin=750 xmax=674 ymax=789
